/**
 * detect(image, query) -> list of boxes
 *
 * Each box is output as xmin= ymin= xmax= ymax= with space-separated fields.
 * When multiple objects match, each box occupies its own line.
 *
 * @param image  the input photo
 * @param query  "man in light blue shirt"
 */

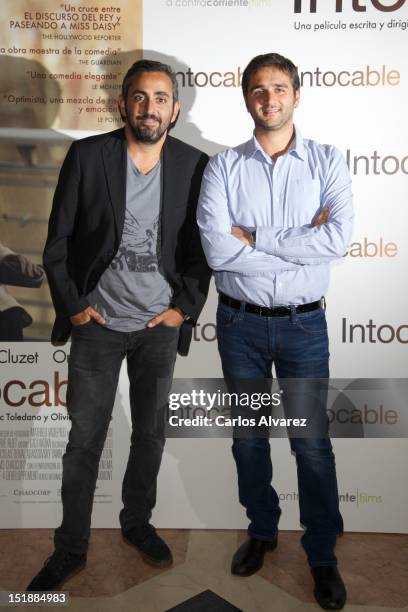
xmin=197 ymin=53 xmax=353 ymax=611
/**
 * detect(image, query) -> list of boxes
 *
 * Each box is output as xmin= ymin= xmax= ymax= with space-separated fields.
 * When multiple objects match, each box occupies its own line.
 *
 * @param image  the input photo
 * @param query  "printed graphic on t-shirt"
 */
xmin=110 ymin=211 xmax=160 ymax=273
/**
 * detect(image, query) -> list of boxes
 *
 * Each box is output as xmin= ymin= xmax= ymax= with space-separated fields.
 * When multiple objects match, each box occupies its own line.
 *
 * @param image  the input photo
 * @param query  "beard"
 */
xmin=126 ymin=107 xmax=172 ymax=144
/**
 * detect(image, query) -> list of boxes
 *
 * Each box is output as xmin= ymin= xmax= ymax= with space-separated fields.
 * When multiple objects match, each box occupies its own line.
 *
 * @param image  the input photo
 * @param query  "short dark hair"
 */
xmin=242 ymin=53 xmax=300 ymax=98
xmin=121 ymin=59 xmax=179 ymax=102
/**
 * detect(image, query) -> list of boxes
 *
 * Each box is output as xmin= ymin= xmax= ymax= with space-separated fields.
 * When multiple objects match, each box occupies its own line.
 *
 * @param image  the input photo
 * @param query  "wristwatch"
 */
xmin=174 ymin=306 xmax=191 ymax=321
xmin=251 ymin=230 xmax=256 ymax=247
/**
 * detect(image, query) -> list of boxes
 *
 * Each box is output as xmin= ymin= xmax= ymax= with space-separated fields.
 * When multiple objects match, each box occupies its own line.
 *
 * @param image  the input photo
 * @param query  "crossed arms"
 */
xmin=197 ymin=147 xmax=353 ymax=273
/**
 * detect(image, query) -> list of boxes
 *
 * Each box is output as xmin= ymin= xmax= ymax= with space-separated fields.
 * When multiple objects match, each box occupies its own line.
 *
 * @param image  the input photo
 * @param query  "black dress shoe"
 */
xmin=231 ymin=536 xmax=278 ymax=576
xmin=26 ymin=550 xmax=86 ymax=591
xmin=122 ymin=524 xmax=173 ymax=567
xmin=311 ymin=566 xmax=347 ymax=610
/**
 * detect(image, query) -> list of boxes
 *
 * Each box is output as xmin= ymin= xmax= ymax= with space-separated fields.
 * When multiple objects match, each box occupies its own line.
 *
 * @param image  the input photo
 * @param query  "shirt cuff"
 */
xmin=255 ymin=227 xmax=279 ymax=256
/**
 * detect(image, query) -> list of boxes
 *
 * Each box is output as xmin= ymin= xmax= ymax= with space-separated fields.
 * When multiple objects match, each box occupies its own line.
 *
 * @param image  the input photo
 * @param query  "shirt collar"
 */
xmin=245 ymin=125 xmax=306 ymax=162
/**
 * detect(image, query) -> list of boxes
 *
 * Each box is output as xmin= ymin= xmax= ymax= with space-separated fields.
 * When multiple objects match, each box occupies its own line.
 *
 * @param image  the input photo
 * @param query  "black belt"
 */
xmin=219 ymin=292 xmax=324 ymax=317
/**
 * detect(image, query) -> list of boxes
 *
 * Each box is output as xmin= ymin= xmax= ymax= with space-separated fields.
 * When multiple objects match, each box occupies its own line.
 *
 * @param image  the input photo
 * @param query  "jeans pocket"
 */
xmin=72 ymin=318 xmax=94 ymax=329
xmin=160 ymin=322 xmax=181 ymax=331
xmin=71 ymin=319 xmax=100 ymax=340
xmin=295 ymin=309 xmax=327 ymax=335
xmin=216 ymin=304 xmax=240 ymax=328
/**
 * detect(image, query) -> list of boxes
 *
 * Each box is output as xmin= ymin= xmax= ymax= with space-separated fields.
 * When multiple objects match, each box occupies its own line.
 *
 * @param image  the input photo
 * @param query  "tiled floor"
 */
xmin=1 ymin=529 xmax=407 ymax=612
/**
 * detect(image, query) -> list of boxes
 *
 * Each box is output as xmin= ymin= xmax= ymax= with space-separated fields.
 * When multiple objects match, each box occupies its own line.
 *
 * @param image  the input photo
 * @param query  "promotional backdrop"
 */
xmin=0 ymin=0 xmax=407 ymax=532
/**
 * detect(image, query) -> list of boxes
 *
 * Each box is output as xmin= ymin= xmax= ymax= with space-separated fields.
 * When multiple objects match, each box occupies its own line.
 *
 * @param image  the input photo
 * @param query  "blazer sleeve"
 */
xmin=43 ymin=142 xmax=89 ymax=318
xmin=171 ymin=152 xmax=212 ymax=323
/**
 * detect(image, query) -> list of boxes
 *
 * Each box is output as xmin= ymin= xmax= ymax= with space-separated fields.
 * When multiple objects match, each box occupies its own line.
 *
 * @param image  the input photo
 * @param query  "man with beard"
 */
xmin=27 ymin=59 xmax=211 ymax=591
xmin=197 ymin=53 xmax=353 ymax=610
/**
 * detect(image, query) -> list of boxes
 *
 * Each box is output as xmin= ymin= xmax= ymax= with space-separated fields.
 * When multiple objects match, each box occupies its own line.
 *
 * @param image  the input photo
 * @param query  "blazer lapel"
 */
xmin=101 ymin=128 xmax=127 ymax=244
xmin=161 ymin=136 xmax=183 ymax=259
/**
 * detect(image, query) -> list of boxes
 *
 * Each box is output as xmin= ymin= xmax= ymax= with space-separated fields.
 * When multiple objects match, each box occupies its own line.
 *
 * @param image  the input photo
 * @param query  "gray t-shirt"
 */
xmin=87 ymin=152 xmax=172 ymax=331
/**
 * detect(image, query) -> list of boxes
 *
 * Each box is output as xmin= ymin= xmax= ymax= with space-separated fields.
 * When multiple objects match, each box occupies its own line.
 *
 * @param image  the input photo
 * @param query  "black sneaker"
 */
xmin=26 ymin=550 xmax=87 ymax=591
xmin=122 ymin=524 xmax=173 ymax=567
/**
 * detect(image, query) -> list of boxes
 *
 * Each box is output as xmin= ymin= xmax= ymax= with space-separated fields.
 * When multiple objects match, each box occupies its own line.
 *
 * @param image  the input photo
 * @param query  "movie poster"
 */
xmin=0 ymin=0 xmax=142 ymax=340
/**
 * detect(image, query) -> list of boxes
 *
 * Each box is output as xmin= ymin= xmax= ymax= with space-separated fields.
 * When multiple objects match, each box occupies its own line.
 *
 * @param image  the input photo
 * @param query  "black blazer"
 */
xmin=43 ymin=128 xmax=211 ymax=355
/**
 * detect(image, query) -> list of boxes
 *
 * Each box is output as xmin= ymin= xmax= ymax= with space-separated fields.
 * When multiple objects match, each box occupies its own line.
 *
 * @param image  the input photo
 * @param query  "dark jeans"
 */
xmin=216 ymin=301 xmax=344 ymax=567
xmin=54 ymin=320 xmax=179 ymax=555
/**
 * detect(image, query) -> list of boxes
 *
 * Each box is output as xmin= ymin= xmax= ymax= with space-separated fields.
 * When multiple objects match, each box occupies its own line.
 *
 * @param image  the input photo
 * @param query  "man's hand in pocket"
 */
xmin=70 ymin=306 xmax=106 ymax=327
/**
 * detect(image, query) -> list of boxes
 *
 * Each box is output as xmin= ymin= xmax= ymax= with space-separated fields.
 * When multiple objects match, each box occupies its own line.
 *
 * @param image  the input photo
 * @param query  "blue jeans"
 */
xmin=216 ymin=300 xmax=344 ymax=567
